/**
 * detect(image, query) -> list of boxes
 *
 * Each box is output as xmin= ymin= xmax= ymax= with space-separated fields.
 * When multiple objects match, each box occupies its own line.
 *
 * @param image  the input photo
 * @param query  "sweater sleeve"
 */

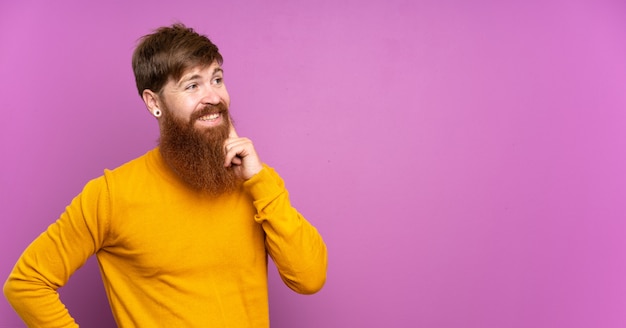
xmin=3 ymin=176 xmax=110 ymax=327
xmin=243 ymin=165 xmax=328 ymax=294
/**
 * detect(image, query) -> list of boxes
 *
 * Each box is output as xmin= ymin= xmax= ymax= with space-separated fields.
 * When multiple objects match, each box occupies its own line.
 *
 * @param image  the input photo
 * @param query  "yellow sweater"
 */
xmin=4 ymin=148 xmax=327 ymax=327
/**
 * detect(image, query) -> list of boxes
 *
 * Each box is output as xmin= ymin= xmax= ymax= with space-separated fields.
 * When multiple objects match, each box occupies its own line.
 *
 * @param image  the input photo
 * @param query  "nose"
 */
xmin=201 ymin=86 xmax=221 ymax=105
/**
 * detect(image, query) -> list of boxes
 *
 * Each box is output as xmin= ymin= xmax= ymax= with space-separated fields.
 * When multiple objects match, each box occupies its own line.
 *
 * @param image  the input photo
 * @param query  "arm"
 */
xmin=3 ymin=177 xmax=109 ymax=327
xmin=224 ymin=126 xmax=327 ymax=294
xmin=245 ymin=166 xmax=328 ymax=294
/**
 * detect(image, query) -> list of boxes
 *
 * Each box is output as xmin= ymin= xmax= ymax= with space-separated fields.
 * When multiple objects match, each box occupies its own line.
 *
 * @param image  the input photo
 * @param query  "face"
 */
xmin=158 ymin=61 xmax=231 ymax=132
xmin=153 ymin=62 xmax=240 ymax=195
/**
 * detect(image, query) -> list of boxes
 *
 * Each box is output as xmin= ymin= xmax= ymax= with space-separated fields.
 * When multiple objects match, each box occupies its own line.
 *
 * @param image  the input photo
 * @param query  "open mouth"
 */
xmin=198 ymin=112 xmax=221 ymax=121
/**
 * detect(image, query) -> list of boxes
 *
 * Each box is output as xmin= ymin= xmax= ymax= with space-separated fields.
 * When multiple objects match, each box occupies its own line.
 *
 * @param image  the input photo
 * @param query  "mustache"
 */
xmin=189 ymin=102 xmax=229 ymax=123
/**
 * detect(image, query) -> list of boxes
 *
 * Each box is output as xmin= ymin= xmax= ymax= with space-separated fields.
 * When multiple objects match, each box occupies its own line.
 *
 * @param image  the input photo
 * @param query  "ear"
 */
xmin=142 ymin=89 xmax=161 ymax=115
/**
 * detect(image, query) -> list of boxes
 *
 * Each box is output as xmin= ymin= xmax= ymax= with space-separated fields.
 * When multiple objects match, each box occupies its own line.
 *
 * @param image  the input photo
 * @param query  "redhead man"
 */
xmin=4 ymin=23 xmax=327 ymax=327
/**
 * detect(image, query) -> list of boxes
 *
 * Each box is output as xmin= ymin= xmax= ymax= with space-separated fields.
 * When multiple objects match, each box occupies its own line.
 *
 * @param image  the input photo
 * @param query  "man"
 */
xmin=4 ymin=24 xmax=327 ymax=327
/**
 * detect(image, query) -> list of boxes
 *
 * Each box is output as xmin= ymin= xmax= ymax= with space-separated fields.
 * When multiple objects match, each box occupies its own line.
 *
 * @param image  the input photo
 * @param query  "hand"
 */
xmin=224 ymin=124 xmax=263 ymax=180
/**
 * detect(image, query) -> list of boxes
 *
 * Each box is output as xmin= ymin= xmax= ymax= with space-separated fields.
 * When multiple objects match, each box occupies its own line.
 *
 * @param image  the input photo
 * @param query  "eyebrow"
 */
xmin=177 ymin=67 xmax=224 ymax=86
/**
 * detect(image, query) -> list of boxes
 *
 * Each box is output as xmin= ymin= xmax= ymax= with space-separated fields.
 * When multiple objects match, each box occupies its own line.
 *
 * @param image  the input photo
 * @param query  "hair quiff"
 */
xmin=132 ymin=23 xmax=223 ymax=96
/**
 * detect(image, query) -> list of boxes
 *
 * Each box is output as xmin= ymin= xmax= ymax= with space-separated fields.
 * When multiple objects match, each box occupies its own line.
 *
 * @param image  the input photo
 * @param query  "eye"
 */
xmin=185 ymin=83 xmax=198 ymax=90
xmin=212 ymin=77 xmax=223 ymax=85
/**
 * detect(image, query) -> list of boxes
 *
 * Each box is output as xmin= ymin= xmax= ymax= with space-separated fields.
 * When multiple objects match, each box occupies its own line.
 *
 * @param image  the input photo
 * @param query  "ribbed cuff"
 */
xmin=243 ymin=164 xmax=284 ymax=202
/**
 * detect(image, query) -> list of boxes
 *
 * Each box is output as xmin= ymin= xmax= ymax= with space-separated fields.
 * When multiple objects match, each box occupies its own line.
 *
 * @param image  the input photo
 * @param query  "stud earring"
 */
xmin=153 ymin=109 xmax=162 ymax=118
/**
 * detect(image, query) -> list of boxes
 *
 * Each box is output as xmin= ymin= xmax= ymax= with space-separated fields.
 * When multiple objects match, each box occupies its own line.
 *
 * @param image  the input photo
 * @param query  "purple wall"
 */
xmin=2 ymin=0 xmax=626 ymax=327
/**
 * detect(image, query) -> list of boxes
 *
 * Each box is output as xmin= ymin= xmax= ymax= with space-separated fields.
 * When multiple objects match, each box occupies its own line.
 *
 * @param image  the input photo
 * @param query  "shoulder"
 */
xmin=104 ymin=148 xmax=156 ymax=178
xmin=100 ymin=148 xmax=161 ymax=198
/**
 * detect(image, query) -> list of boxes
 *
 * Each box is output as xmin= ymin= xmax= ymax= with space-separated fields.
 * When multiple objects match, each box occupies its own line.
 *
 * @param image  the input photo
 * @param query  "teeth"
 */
xmin=199 ymin=113 xmax=220 ymax=121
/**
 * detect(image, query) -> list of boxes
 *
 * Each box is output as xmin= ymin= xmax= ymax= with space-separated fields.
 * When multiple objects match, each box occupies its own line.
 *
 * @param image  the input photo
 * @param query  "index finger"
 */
xmin=229 ymin=123 xmax=239 ymax=138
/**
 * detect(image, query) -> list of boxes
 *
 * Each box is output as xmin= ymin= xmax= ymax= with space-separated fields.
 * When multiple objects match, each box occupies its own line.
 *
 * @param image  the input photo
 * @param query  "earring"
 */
xmin=153 ymin=109 xmax=162 ymax=118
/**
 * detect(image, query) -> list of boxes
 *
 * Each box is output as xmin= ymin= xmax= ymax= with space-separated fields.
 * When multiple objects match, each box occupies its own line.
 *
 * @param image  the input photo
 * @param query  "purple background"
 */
xmin=2 ymin=0 xmax=626 ymax=327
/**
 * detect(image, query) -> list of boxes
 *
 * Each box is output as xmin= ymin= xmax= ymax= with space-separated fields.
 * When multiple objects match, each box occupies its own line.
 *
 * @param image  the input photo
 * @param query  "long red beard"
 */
xmin=158 ymin=103 xmax=241 ymax=195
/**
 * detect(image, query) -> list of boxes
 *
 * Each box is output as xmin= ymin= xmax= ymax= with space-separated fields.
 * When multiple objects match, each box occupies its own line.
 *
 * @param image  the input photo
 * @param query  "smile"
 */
xmin=198 ymin=113 xmax=220 ymax=121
